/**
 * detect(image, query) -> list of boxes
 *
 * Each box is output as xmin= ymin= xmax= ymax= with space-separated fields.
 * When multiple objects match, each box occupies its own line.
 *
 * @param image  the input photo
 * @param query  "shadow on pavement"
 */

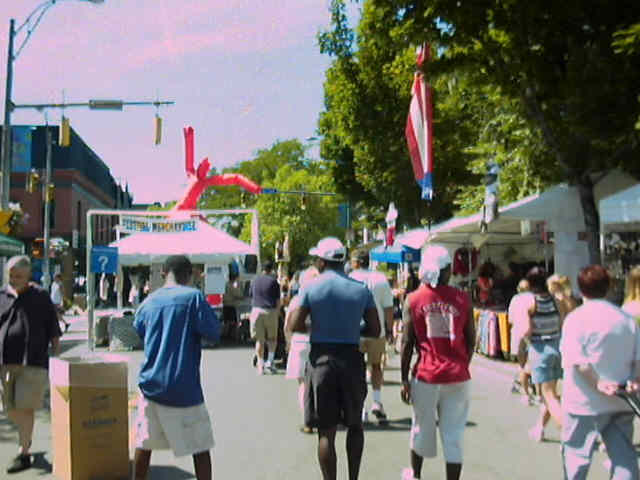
xmin=31 ymin=451 xmax=53 ymax=474
xmin=383 ymin=380 xmax=404 ymax=386
xmin=0 ymin=415 xmax=17 ymax=443
xmin=364 ymin=417 xmax=411 ymax=432
xmin=147 ymin=464 xmax=195 ymax=479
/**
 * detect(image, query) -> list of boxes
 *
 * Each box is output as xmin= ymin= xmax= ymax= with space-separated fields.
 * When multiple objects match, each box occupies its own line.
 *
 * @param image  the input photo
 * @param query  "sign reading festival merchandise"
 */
xmin=90 ymin=246 xmax=118 ymax=274
xmin=119 ymin=216 xmax=198 ymax=234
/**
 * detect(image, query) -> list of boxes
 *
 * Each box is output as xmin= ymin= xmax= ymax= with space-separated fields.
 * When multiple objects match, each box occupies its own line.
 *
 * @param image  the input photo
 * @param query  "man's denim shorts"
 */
xmin=528 ymin=337 xmax=563 ymax=385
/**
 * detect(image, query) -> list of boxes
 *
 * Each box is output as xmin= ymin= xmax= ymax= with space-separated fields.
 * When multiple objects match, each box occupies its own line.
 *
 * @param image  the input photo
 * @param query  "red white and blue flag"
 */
xmin=405 ymin=44 xmax=434 ymax=201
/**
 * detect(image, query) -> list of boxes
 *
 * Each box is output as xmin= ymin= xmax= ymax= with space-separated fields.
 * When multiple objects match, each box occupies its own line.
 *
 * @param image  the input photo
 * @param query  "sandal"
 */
xmin=299 ymin=426 xmax=314 ymax=434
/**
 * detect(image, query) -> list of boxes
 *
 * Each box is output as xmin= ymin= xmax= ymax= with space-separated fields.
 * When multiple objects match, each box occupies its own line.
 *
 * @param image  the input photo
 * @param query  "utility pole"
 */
xmin=1 ymin=19 xmax=15 ymax=210
xmin=42 ymin=125 xmax=53 ymax=290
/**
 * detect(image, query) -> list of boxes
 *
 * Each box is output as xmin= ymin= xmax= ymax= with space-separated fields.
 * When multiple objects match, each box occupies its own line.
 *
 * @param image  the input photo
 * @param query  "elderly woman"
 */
xmin=623 ymin=266 xmax=640 ymax=321
xmin=284 ymin=266 xmax=319 ymax=433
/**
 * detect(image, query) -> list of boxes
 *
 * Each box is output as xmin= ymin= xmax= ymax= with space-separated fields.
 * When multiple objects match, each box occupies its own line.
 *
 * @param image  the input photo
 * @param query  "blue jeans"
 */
xmin=562 ymin=411 xmax=639 ymax=480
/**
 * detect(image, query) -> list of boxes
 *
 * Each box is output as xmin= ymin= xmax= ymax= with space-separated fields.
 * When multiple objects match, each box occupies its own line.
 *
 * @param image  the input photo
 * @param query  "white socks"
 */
xmin=267 ymin=351 xmax=275 ymax=365
xmin=372 ymin=389 xmax=382 ymax=404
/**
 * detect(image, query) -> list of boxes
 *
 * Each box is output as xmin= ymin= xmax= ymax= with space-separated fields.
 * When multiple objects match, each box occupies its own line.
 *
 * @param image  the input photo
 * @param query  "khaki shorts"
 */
xmin=359 ymin=337 xmax=386 ymax=365
xmin=135 ymin=395 xmax=215 ymax=457
xmin=250 ymin=308 xmax=279 ymax=342
xmin=0 ymin=365 xmax=48 ymax=411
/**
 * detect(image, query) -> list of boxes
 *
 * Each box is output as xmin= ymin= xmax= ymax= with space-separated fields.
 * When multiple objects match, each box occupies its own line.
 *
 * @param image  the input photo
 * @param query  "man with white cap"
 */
xmin=349 ymin=248 xmax=394 ymax=424
xmin=400 ymin=245 xmax=475 ymax=480
xmin=289 ymin=237 xmax=380 ymax=480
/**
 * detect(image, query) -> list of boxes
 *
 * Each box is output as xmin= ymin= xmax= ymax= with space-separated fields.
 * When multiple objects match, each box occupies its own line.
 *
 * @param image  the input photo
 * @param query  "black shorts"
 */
xmin=304 ymin=344 xmax=367 ymax=430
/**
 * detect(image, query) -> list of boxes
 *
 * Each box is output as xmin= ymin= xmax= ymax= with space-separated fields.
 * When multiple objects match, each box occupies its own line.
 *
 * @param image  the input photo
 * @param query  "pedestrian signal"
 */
xmin=26 ymin=170 xmax=40 ymax=193
xmin=59 ymin=116 xmax=71 ymax=147
xmin=46 ymin=183 xmax=55 ymax=202
xmin=154 ymin=114 xmax=162 ymax=145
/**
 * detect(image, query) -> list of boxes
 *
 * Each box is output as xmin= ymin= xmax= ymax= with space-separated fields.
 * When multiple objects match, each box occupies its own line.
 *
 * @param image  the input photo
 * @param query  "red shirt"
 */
xmin=408 ymin=284 xmax=472 ymax=384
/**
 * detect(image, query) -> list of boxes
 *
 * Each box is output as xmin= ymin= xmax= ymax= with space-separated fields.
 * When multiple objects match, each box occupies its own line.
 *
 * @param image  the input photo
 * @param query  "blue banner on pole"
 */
xmin=90 ymin=246 xmax=118 ymax=274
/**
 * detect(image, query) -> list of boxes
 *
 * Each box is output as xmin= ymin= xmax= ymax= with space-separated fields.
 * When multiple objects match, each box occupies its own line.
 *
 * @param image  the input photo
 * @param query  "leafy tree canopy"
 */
xmin=319 ymin=0 xmax=640 ymax=262
xmin=198 ymin=139 xmax=344 ymax=268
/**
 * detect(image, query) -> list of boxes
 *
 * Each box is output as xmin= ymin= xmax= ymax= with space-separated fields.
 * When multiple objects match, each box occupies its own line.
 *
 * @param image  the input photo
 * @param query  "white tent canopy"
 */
xmin=599 ymin=184 xmax=640 ymax=232
xmin=396 ymin=170 xmax=637 ymax=293
xmin=396 ymin=193 xmax=541 ymax=250
xmin=110 ymin=219 xmax=255 ymax=266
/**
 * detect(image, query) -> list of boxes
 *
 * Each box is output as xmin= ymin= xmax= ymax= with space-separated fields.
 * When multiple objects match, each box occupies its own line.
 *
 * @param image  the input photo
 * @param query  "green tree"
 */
xmin=197 ymin=139 xmax=344 ymax=267
xmin=317 ymin=1 xmax=546 ymax=234
xmin=398 ymin=0 xmax=640 ymax=262
xmin=320 ymin=0 xmax=640 ymax=263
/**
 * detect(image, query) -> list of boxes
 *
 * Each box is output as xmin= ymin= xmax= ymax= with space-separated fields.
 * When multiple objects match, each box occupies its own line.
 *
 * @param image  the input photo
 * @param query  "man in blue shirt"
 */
xmin=133 ymin=255 xmax=220 ymax=480
xmin=289 ymin=237 xmax=379 ymax=480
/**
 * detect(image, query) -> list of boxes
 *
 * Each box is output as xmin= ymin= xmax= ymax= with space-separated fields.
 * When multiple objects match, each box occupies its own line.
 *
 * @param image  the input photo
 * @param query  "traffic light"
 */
xmin=59 ymin=116 xmax=71 ymax=147
xmin=26 ymin=170 xmax=40 ymax=193
xmin=154 ymin=114 xmax=162 ymax=145
xmin=300 ymin=194 xmax=308 ymax=210
xmin=46 ymin=183 xmax=55 ymax=202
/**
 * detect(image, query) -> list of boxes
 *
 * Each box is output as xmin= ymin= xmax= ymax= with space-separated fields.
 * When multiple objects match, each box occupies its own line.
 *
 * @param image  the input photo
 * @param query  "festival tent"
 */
xmin=396 ymin=193 xmax=542 ymax=250
xmin=599 ymin=183 xmax=640 ymax=232
xmin=110 ymin=219 xmax=254 ymax=266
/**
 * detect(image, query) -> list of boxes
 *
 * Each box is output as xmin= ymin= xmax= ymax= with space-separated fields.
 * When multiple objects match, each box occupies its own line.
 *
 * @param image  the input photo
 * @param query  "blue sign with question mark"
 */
xmin=90 ymin=246 xmax=118 ymax=274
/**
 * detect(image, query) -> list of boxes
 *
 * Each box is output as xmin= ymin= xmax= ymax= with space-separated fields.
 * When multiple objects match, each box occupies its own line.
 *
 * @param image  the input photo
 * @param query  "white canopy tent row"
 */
xmin=85 ymin=208 xmax=260 ymax=351
xmin=396 ymin=193 xmax=548 ymax=291
xmin=599 ymin=183 xmax=640 ymax=233
xmin=396 ymin=169 xmax=637 ymax=295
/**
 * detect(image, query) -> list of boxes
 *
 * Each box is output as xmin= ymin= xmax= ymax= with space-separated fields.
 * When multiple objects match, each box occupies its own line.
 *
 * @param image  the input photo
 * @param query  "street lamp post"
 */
xmin=1 ymin=0 xmax=105 ymax=210
xmin=42 ymin=124 xmax=53 ymax=290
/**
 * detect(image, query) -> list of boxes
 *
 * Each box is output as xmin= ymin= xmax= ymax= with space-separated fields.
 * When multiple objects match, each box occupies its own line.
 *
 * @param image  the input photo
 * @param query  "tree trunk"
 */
xmin=575 ymin=173 xmax=601 ymax=265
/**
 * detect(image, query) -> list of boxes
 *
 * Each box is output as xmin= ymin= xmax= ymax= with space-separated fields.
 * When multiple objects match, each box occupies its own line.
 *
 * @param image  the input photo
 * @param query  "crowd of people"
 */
xmin=507 ymin=264 xmax=640 ymax=479
xmin=0 ymin=248 xmax=640 ymax=479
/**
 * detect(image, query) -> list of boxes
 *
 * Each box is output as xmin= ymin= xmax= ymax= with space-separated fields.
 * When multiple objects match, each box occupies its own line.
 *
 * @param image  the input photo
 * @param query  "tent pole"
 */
xmin=86 ymin=211 xmax=94 ymax=352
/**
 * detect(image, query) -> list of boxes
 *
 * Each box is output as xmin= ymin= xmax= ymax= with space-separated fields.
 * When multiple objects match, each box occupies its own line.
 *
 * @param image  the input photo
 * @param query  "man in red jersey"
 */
xmin=400 ymin=245 xmax=475 ymax=480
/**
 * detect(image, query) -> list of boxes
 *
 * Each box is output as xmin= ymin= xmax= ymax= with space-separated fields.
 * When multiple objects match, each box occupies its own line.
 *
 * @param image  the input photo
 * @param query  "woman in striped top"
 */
xmin=522 ymin=267 xmax=564 ymax=442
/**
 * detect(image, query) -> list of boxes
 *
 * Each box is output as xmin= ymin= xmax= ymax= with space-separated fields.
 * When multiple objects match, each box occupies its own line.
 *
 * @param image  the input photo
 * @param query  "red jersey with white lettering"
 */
xmin=408 ymin=283 xmax=472 ymax=384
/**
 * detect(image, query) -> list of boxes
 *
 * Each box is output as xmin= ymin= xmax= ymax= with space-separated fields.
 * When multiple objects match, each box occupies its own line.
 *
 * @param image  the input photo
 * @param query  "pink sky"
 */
xmin=0 ymin=0 xmax=359 ymax=204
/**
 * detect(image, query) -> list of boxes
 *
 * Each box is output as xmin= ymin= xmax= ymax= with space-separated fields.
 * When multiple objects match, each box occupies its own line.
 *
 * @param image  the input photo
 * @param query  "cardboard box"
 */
xmin=50 ymin=355 xmax=129 ymax=480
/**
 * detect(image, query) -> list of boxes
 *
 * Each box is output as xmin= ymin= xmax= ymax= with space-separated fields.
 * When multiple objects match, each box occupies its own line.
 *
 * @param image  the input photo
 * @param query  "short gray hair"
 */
xmin=6 ymin=255 xmax=31 ymax=272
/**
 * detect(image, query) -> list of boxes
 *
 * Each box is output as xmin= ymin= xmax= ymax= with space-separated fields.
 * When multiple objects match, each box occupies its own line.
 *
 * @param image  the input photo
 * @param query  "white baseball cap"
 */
xmin=309 ymin=237 xmax=347 ymax=262
xmin=419 ymin=244 xmax=452 ymax=287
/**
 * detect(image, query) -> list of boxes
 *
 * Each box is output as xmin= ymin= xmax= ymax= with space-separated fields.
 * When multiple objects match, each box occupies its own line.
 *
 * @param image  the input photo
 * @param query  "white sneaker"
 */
xmin=401 ymin=467 xmax=418 ymax=480
xmin=257 ymin=364 xmax=265 ymax=375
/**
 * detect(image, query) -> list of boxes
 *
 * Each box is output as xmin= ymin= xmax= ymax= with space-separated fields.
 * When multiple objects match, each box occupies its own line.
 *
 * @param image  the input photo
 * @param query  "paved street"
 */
xmin=0 ymin=313 xmax=631 ymax=479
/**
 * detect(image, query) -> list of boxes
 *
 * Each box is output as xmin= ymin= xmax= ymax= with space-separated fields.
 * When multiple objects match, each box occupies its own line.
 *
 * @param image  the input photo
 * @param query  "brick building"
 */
xmin=4 ymin=124 xmax=132 ymax=284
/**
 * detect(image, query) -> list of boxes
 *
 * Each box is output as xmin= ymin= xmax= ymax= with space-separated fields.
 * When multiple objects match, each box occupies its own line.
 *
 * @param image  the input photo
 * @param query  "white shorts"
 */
xmin=410 ymin=379 xmax=470 ymax=463
xmin=286 ymin=334 xmax=310 ymax=379
xmin=135 ymin=395 xmax=215 ymax=457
